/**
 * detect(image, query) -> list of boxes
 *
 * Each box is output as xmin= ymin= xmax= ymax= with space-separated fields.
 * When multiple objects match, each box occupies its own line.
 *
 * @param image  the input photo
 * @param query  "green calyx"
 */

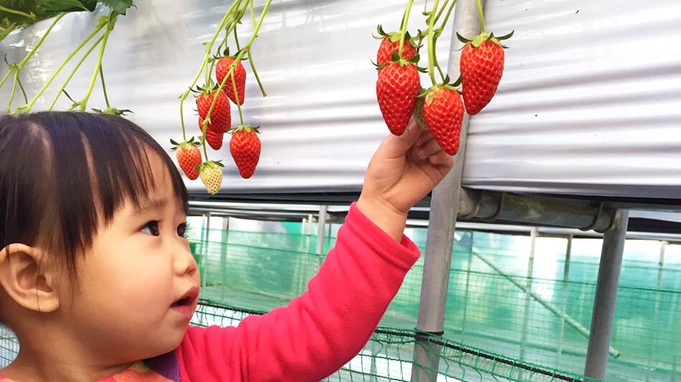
xmin=170 ymin=136 xmax=200 ymax=151
xmin=456 ymin=30 xmax=514 ymax=48
xmin=229 ymin=124 xmax=260 ymax=135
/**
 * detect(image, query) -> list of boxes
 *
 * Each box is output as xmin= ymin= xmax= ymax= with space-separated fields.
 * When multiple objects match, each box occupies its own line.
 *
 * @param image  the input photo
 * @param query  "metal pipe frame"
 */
xmin=584 ymin=209 xmax=630 ymax=380
xmin=410 ymin=0 xmax=482 ymax=380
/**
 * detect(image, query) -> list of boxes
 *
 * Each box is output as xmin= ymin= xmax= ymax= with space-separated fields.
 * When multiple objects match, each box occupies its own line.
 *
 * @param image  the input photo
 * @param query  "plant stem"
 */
xmin=21 ymin=18 xmax=107 ymax=112
xmin=79 ymin=16 xmax=115 ymax=111
xmin=199 ymin=0 xmax=272 ymax=147
xmin=99 ymin=65 xmax=111 ymax=108
xmin=397 ymin=0 xmax=415 ymax=57
xmin=178 ymin=1 xmax=240 ymax=147
xmin=0 ymin=13 xmax=66 ymax=90
xmin=48 ymin=34 xmax=105 ymax=110
xmin=0 ymin=5 xmax=38 ymax=21
xmin=247 ymin=48 xmax=266 ymax=97
xmin=231 ymin=70 xmax=245 ymax=124
xmin=476 ymin=0 xmax=486 ymax=34
xmin=7 ymin=70 xmax=19 ymax=113
xmin=17 ymin=75 xmax=27 ymax=103
xmin=427 ymin=0 xmax=440 ymax=85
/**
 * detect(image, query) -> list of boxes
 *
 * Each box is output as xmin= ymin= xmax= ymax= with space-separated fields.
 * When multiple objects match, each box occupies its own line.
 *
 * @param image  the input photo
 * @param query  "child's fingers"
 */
xmin=429 ymin=150 xmax=455 ymax=168
xmin=415 ymin=136 xmax=443 ymax=160
xmin=384 ymin=118 xmax=421 ymax=157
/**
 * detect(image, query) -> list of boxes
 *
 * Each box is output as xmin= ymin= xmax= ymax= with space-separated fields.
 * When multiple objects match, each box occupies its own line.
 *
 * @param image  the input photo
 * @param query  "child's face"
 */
xmin=58 ymin=152 xmax=200 ymax=362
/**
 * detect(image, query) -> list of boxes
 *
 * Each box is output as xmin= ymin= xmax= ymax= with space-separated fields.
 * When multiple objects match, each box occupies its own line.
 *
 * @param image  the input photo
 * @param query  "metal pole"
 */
xmin=200 ymin=212 xmax=212 ymax=288
xmin=410 ymin=1 xmax=481 ymax=380
xmin=556 ymin=234 xmax=573 ymax=360
xmin=520 ymin=228 xmax=537 ymax=361
xmin=316 ymin=205 xmax=328 ymax=255
xmin=584 ymin=209 xmax=629 ymax=380
xmin=646 ymin=240 xmax=666 ymax=381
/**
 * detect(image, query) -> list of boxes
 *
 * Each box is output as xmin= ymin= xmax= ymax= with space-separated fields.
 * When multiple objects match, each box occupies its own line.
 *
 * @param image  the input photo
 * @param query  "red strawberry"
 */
xmin=170 ymin=138 xmax=202 ymax=180
xmin=376 ymin=61 xmax=420 ymax=136
xmin=229 ymin=125 xmax=261 ymax=179
xmin=204 ymin=127 xmax=224 ymax=150
xmin=199 ymin=160 xmax=224 ymax=195
xmin=215 ymin=56 xmax=246 ymax=105
xmin=196 ymin=88 xmax=231 ymax=129
xmin=199 ymin=116 xmax=228 ymax=134
xmin=375 ymin=25 xmax=418 ymax=66
xmin=459 ymin=32 xmax=512 ymax=115
xmin=423 ymin=85 xmax=464 ymax=156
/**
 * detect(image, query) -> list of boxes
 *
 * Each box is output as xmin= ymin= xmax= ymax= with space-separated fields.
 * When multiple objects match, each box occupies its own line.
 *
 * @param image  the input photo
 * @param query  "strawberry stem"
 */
xmin=0 ymin=5 xmax=38 ymax=21
xmin=246 ymin=48 xmax=267 ymax=97
xmin=18 ymin=15 xmax=108 ymax=113
xmin=99 ymin=65 xmax=111 ymax=109
xmin=202 ymin=0 xmax=272 ymax=136
xmin=476 ymin=0 xmax=486 ymax=34
xmin=398 ymin=0 xmax=415 ymax=58
xmin=426 ymin=0 xmax=440 ymax=85
xmin=48 ymin=34 xmax=106 ymax=110
xmin=1 ymin=13 xmax=66 ymax=109
xmin=78 ymin=12 xmax=116 ymax=112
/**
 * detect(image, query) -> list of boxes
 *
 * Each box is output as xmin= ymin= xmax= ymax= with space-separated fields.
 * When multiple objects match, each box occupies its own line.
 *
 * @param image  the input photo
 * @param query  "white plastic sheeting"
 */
xmin=1 ymin=0 xmax=680 ymax=199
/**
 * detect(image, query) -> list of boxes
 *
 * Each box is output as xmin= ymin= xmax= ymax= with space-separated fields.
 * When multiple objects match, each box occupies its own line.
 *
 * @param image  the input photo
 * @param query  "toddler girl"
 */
xmin=0 ymin=111 xmax=453 ymax=381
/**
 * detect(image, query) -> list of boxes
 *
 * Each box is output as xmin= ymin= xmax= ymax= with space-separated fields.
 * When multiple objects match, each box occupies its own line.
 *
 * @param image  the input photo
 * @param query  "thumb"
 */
xmin=384 ymin=118 xmax=420 ymax=156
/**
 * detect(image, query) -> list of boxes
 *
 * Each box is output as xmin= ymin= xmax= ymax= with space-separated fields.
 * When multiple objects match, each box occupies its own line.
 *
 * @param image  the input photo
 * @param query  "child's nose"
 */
xmin=174 ymin=245 xmax=199 ymax=277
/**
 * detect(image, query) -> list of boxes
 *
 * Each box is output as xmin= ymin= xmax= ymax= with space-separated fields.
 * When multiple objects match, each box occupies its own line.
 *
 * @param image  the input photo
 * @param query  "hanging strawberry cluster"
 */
xmin=375 ymin=0 xmax=513 ymax=156
xmin=172 ymin=0 xmax=272 ymax=195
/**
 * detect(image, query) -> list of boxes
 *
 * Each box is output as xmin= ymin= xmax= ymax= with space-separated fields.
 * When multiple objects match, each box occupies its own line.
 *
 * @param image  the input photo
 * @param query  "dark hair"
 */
xmin=0 ymin=111 xmax=188 ymax=279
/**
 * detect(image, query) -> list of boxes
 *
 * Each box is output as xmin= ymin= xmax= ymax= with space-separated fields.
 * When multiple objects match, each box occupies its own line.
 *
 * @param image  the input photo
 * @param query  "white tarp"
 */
xmin=1 ymin=0 xmax=680 ymax=199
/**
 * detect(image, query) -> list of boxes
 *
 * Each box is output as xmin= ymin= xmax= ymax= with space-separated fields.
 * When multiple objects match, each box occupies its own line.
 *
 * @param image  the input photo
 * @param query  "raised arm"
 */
xmin=177 ymin=119 xmax=454 ymax=381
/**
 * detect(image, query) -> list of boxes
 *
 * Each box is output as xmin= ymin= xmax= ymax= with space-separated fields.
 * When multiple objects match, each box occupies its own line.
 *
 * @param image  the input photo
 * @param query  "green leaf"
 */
xmin=35 ymin=0 xmax=97 ymax=13
xmin=0 ymin=21 xmax=19 ymax=42
xmin=100 ymin=0 xmax=134 ymax=15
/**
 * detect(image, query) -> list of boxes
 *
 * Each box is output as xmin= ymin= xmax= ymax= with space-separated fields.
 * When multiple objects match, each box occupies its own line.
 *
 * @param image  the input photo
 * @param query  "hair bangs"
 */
xmin=1 ymin=111 xmax=188 ymax=279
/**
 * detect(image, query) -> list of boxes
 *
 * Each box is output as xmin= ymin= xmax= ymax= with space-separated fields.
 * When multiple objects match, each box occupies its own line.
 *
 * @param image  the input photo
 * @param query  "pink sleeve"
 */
xmin=177 ymin=202 xmax=421 ymax=382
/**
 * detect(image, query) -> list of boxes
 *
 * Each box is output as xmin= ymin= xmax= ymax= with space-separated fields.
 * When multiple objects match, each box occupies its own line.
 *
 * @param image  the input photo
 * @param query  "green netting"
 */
xmin=1 ymin=222 xmax=680 ymax=382
xmin=188 ymin=221 xmax=681 ymax=382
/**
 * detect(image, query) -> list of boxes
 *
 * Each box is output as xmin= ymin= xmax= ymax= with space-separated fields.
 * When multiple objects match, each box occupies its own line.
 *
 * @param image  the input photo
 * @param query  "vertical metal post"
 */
xmin=200 ymin=212 xmax=212 ymax=288
xmin=556 ymin=234 xmax=573 ymax=359
xmin=584 ymin=209 xmax=629 ymax=380
xmin=460 ymin=231 xmax=475 ymax=342
xmin=219 ymin=216 xmax=230 ymax=292
xmin=316 ymin=205 xmax=328 ymax=255
xmin=646 ymin=240 xmax=666 ymax=381
xmin=520 ymin=227 xmax=538 ymax=361
xmin=410 ymin=1 xmax=482 ymax=380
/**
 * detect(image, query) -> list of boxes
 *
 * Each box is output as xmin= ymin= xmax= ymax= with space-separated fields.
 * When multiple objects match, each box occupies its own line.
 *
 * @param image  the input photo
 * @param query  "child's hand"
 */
xmin=357 ymin=118 xmax=455 ymax=241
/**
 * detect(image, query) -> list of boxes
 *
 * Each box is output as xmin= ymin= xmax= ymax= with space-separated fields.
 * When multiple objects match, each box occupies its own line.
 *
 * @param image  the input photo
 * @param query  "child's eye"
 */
xmin=141 ymin=221 xmax=160 ymax=236
xmin=177 ymin=223 xmax=188 ymax=238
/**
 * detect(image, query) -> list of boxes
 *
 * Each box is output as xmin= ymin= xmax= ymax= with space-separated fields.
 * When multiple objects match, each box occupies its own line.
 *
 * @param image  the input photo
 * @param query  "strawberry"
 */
xmin=170 ymin=138 xmax=202 ymax=180
xmin=458 ymin=31 xmax=513 ymax=115
xmin=376 ymin=60 xmax=420 ymax=136
xmin=215 ymin=56 xmax=246 ymax=105
xmin=412 ymin=89 xmax=428 ymax=130
xmin=423 ymin=85 xmax=464 ymax=156
xmin=199 ymin=116 xmax=228 ymax=134
xmin=196 ymin=87 xmax=231 ymax=129
xmin=204 ymin=127 xmax=224 ymax=150
xmin=229 ymin=125 xmax=261 ymax=179
xmin=199 ymin=161 xmax=224 ymax=195
xmin=375 ymin=25 xmax=418 ymax=66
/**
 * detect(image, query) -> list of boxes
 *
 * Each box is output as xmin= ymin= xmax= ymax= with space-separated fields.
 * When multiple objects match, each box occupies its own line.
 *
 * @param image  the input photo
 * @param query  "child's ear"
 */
xmin=0 ymin=243 xmax=60 ymax=313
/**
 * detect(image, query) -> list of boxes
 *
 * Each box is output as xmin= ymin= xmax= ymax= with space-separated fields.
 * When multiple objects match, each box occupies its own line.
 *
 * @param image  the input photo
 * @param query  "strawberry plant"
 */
xmin=173 ymin=0 xmax=272 ymax=193
xmin=0 ymin=1 xmax=135 ymax=115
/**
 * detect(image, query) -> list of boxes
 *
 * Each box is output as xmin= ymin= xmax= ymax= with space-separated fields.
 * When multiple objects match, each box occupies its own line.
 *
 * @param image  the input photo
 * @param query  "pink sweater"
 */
xmin=0 ymin=203 xmax=420 ymax=382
